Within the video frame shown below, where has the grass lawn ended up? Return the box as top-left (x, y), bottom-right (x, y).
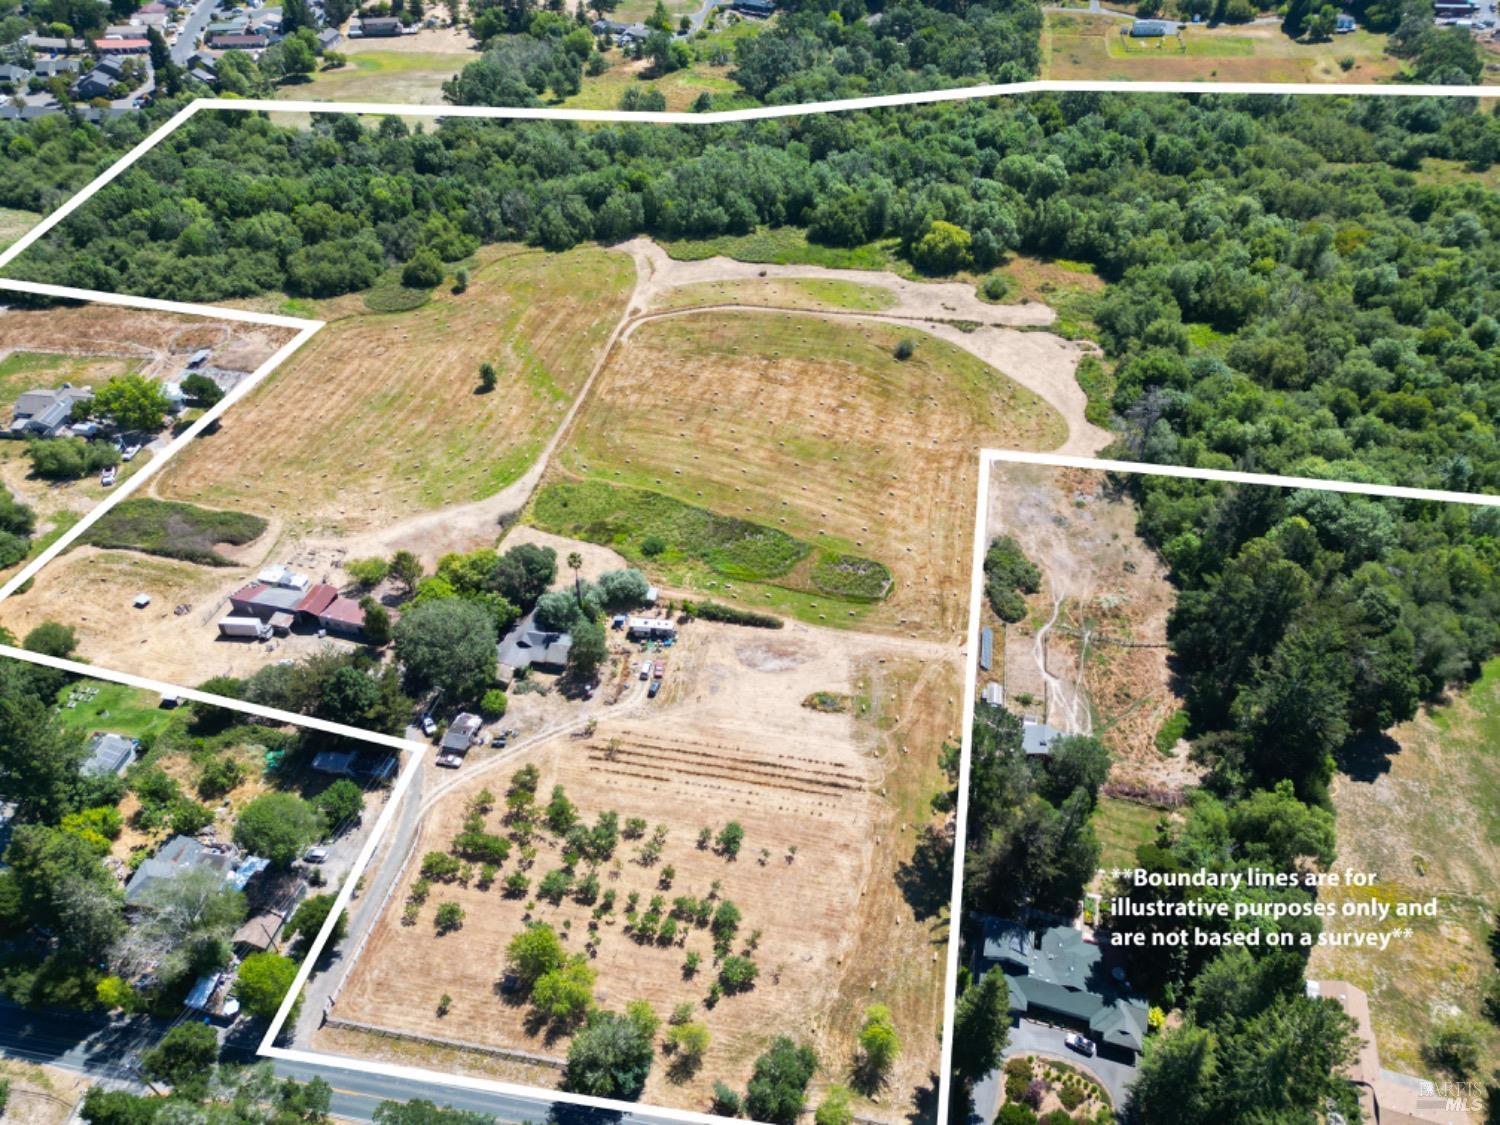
top-left (1042, 13), bottom-right (1399, 82)
top-left (82, 499), bottom-right (268, 566)
top-left (54, 680), bottom-right (179, 742)
top-left (0, 350), bottom-right (140, 407)
top-left (1091, 795), bottom-right (1163, 871)
top-left (1308, 657), bottom-right (1500, 1076)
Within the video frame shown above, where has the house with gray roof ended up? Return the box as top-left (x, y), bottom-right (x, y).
top-left (497, 610), bottom-right (572, 673)
top-left (9, 383), bottom-right (94, 437)
top-left (1021, 718), bottom-right (1064, 756)
top-left (977, 915), bottom-right (1150, 1055)
top-left (124, 835), bottom-right (238, 905)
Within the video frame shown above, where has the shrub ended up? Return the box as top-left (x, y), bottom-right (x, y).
top-left (402, 249), bottom-right (444, 288)
top-left (1058, 1084), bottom-right (1085, 1111)
top-left (346, 557), bottom-right (390, 587)
top-left (979, 274), bottom-right (1010, 302)
top-left (480, 688), bottom-right (509, 717)
top-left (711, 1082), bottom-right (742, 1117)
top-left (420, 851), bottom-right (463, 881)
top-left (893, 336), bottom-right (916, 360)
top-left (685, 601), bottom-right (783, 628)
top-left (434, 902), bottom-right (465, 933)
top-left (507, 923), bottom-right (564, 983)
top-left (719, 954), bottom-right (758, 993)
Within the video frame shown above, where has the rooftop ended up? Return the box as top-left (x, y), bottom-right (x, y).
top-left (82, 732), bottom-right (137, 777)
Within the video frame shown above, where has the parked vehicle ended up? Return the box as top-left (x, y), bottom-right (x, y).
top-left (1064, 1033), bottom-right (1096, 1057)
top-left (435, 753), bottom-right (463, 768)
top-left (640, 660), bottom-right (653, 681)
top-left (420, 715), bottom-right (437, 736)
top-left (653, 662), bottom-right (665, 680)
top-left (303, 847), bottom-right (329, 864)
top-left (648, 680), bottom-right (661, 698)
top-left (121, 443), bottom-right (142, 462)
top-left (100, 465), bottom-right (117, 486)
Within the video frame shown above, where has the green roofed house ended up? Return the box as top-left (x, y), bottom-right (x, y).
top-left (976, 915), bottom-right (1150, 1056)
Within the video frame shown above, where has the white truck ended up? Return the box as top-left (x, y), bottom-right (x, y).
top-left (219, 615), bottom-right (271, 640)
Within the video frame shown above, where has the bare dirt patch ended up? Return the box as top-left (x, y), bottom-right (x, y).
top-left (332, 619), bottom-right (955, 1121)
top-left (984, 461), bottom-right (1194, 790)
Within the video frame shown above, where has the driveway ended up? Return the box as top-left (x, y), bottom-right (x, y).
top-left (971, 1019), bottom-right (1138, 1122)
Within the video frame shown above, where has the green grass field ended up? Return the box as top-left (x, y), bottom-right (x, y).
top-left (531, 479), bottom-right (893, 610)
top-left (1092, 795), bottom-right (1165, 871)
top-left (83, 499), bottom-right (268, 566)
top-left (1042, 13), bottom-right (1399, 82)
top-left (659, 227), bottom-right (904, 272)
top-left (54, 680), bottom-right (179, 742)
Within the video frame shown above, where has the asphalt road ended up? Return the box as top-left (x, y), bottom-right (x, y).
top-left (172, 0), bottom-right (218, 65)
top-left (0, 999), bottom-right (168, 1085)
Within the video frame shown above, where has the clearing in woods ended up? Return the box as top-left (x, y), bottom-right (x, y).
top-left (329, 618), bottom-right (958, 1122)
top-left (155, 245), bottom-right (635, 536)
top-left (544, 310), bottom-right (1067, 639)
top-left (982, 460), bottom-right (1194, 795)
top-left (273, 27), bottom-right (481, 105)
top-left (1042, 13), bottom-right (1400, 83)
top-left (1307, 656), bottom-right (1500, 1078)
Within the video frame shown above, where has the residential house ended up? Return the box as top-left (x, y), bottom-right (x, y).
top-left (208, 32), bottom-right (268, 50)
top-left (95, 38), bottom-right (152, 55)
top-left (351, 16), bottom-right (403, 36)
top-left (317, 27), bottom-right (341, 49)
top-left (731, 0), bottom-right (775, 16)
top-left (24, 33), bottom-right (86, 55)
top-left (498, 611), bottom-right (573, 673)
top-left (1021, 718), bottom-right (1063, 756)
top-left (977, 916), bottom-right (1150, 1056)
top-left (124, 835), bottom-right (237, 905)
top-left (8, 383), bottom-right (93, 437)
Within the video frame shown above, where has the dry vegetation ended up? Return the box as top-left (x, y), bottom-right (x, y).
top-left (1308, 658), bottom-right (1500, 1076)
top-left (551, 310), bottom-right (1065, 639)
top-left (983, 461), bottom-right (1194, 792)
top-left (331, 620), bottom-right (957, 1120)
top-left (156, 245), bottom-right (635, 535)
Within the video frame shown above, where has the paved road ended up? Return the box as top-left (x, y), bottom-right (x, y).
top-left (0, 999), bottom-right (678, 1124)
top-left (172, 0), bottom-right (218, 65)
top-left (0, 999), bottom-right (168, 1085)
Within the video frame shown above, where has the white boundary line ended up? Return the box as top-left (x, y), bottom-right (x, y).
top-left (0, 79), bottom-right (1494, 1124)
top-left (940, 447), bottom-right (1500, 1118)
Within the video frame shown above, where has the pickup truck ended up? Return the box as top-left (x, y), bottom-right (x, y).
top-left (640, 660), bottom-right (653, 681)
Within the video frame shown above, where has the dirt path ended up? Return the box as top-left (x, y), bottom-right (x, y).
top-left (196, 239), bottom-right (1107, 577)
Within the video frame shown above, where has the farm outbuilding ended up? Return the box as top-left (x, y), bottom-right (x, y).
top-left (978, 626), bottom-right (993, 671)
top-left (1021, 718), bottom-right (1063, 756)
top-left (1128, 18), bottom-right (1176, 34)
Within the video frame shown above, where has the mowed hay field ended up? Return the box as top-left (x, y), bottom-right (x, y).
top-left (550, 311), bottom-right (1066, 639)
top-left (335, 621), bottom-right (957, 1120)
top-left (1043, 13), bottom-right (1399, 82)
top-left (157, 246), bottom-right (636, 534)
top-left (1308, 658), bottom-right (1500, 1077)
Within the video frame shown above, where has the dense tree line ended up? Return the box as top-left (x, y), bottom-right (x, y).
top-left (730, 0), bottom-right (1041, 105)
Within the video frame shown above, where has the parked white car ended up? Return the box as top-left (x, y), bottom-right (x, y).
top-left (100, 465), bottom-right (117, 487)
top-left (1064, 1032), bottom-right (1096, 1057)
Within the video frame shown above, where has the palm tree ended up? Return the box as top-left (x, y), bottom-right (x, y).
top-left (568, 551), bottom-right (583, 604)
